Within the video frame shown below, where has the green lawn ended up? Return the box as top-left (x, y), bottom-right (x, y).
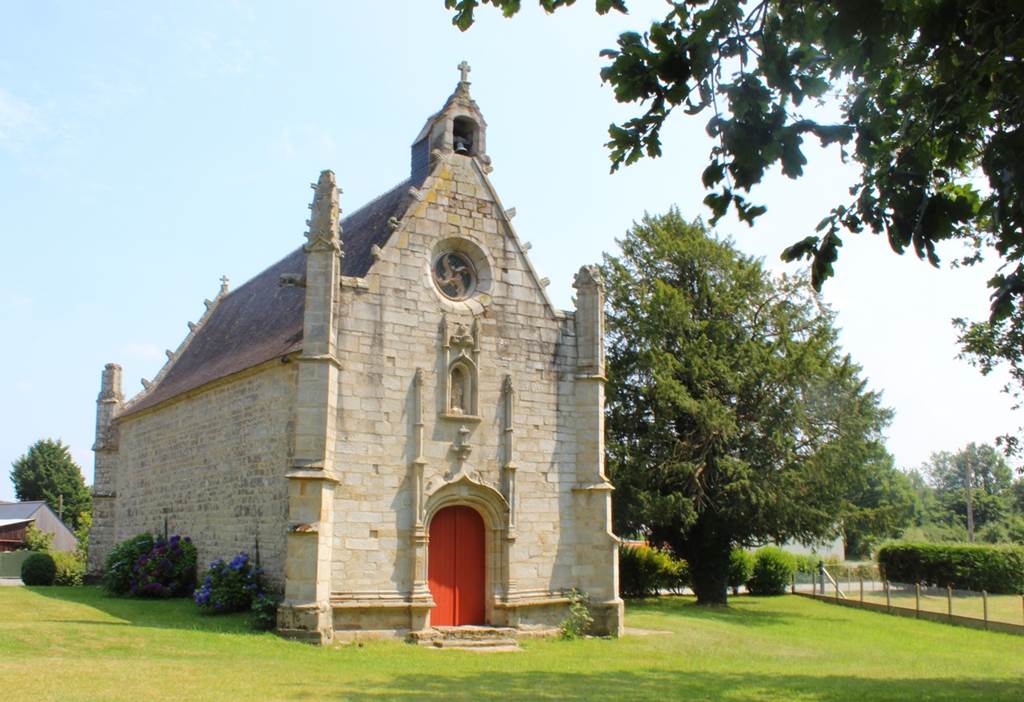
top-left (1, 587), bottom-right (1021, 701)
top-left (856, 586), bottom-right (1024, 625)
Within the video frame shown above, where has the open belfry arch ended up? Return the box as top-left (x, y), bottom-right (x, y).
top-left (89, 64), bottom-right (623, 643)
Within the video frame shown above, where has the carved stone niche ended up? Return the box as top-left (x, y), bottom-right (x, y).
top-left (440, 315), bottom-right (481, 422)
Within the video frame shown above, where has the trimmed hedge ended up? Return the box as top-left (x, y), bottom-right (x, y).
top-left (748, 547), bottom-right (796, 596)
top-left (21, 552), bottom-right (56, 586)
top-left (877, 543), bottom-right (1024, 594)
top-left (619, 545), bottom-right (689, 597)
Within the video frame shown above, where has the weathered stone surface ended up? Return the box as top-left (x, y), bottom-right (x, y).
top-left (91, 70), bottom-right (621, 643)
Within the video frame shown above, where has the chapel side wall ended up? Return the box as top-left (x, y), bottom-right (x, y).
top-left (112, 363), bottom-right (297, 588)
top-left (328, 156), bottom-right (582, 607)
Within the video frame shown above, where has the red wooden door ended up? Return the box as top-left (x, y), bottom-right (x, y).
top-left (428, 505), bottom-right (486, 626)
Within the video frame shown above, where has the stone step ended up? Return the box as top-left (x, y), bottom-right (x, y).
top-left (430, 638), bottom-right (519, 651)
top-left (406, 625), bottom-right (558, 647)
top-left (432, 625), bottom-right (518, 641)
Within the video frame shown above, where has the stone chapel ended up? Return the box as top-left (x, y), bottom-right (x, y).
top-left (88, 66), bottom-right (622, 643)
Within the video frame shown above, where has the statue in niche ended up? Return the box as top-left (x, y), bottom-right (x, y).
top-left (450, 365), bottom-right (468, 414)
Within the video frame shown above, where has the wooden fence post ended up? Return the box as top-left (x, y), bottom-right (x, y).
top-left (915, 583), bottom-right (920, 618)
top-left (885, 581), bottom-right (891, 612)
top-left (791, 573), bottom-right (796, 595)
top-left (859, 578), bottom-right (864, 603)
top-left (983, 591), bottom-right (989, 629)
top-left (947, 585), bottom-right (952, 620)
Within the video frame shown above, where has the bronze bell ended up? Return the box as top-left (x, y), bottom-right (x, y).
top-left (454, 135), bottom-right (471, 154)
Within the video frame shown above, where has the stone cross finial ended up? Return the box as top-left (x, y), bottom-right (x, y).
top-left (220, 275), bottom-right (230, 294)
top-left (458, 61), bottom-right (471, 83)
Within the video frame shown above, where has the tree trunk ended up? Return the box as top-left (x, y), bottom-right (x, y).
top-left (688, 541), bottom-right (731, 605)
top-left (681, 515), bottom-right (731, 605)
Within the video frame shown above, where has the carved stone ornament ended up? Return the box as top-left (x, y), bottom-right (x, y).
top-left (573, 264), bottom-right (604, 291)
top-left (433, 252), bottom-right (476, 300)
top-left (305, 170), bottom-right (341, 254)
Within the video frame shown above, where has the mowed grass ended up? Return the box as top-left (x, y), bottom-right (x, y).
top-left (1, 587), bottom-right (1022, 701)
top-left (857, 587), bottom-right (1024, 625)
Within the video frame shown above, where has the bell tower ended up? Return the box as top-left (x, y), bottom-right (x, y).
top-left (410, 61), bottom-right (490, 183)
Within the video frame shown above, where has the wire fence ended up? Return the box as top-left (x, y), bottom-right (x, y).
top-left (793, 565), bottom-right (1024, 631)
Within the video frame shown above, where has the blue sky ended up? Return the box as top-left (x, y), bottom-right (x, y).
top-left (0, 1), bottom-right (1017, 500)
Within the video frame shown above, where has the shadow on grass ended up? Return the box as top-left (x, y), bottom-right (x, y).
top-left (26, 585), bottom-right (255, 634)
top-left (272, 669), bottom-right (1024, 702)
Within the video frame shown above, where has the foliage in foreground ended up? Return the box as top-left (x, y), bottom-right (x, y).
top-left (605, 212), bottom-right (890, 604)
top-left (877, 542), bottom-right (1024, 594)
top-left (446, 2), bottom-right (1024, 453)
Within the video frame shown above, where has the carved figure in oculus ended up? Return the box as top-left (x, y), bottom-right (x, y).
top-left (434, 252), bottom-right (474, 300)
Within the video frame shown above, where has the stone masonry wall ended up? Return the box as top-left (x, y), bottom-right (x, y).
top-left (113, 362), bottom-right (297, 588)
top-left (329, 154), bottom-right (591, 611)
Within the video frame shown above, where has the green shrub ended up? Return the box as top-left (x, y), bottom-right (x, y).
top-left (194, 552), bottom-right (261, 612)
top-left (131, 535), bottom-right (197, 597)
top-left (251, 592), bottom-right (280, 631)
top-left (104, 533), bottom-right (156, 595)
top-left (53, 551), bottom-right (85, 586)
top-left (21, 552), bottom-right (56, 585)
top-left (619, 545), bottom-right (688, 597)
top-left (791, 553), bottom-right (819, 575)
top-left (748, 547), bottom-right (796, 596)
top-left (664, 556), bottom-right (691, 594)
top-left (22, 524), bottom-right (54, 552)
top-left (559, 588), bottom-right (594, 639)
top-left (877, 543), bottom-right (1024, 594)
top-left (728, 549), bottom-right (754, 594)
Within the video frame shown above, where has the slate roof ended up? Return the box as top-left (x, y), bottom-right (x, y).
top-left (0, 501), bottom-right (46, 520)
top-left (122, 179), bottom-right (413, 416)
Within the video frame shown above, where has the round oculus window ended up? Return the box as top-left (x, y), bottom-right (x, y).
top-left (433, 251), bottom-right (476, 300)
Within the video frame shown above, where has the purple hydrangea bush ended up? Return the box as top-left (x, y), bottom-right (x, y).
top-left (194, 552), bottom-right (263, 613)
top-left (129, 535), bottom-right (198, 598)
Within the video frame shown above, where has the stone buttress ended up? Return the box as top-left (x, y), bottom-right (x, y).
top-left (88, 363), bottom-right (122, 576)
top-left (276, 171), bottom-right (343, 644)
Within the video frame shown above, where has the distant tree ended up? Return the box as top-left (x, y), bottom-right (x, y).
top-left (10, 439), bottom-right (91, 529)
top-left (604, 211), bottom-right (890, 604)
top-left (923, 443), bottom-right (1014, 534)
top-left (839, 447), bottom-right (916, 559)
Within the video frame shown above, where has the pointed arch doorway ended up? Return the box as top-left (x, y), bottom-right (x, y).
top-left (428, 505), bottom-right (486, 626)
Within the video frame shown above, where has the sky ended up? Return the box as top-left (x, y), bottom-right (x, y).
top-left (0, 1), bottom-right (1018, 501)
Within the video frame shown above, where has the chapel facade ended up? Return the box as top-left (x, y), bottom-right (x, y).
top-left (88, 67), bottom-right (622, 643)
